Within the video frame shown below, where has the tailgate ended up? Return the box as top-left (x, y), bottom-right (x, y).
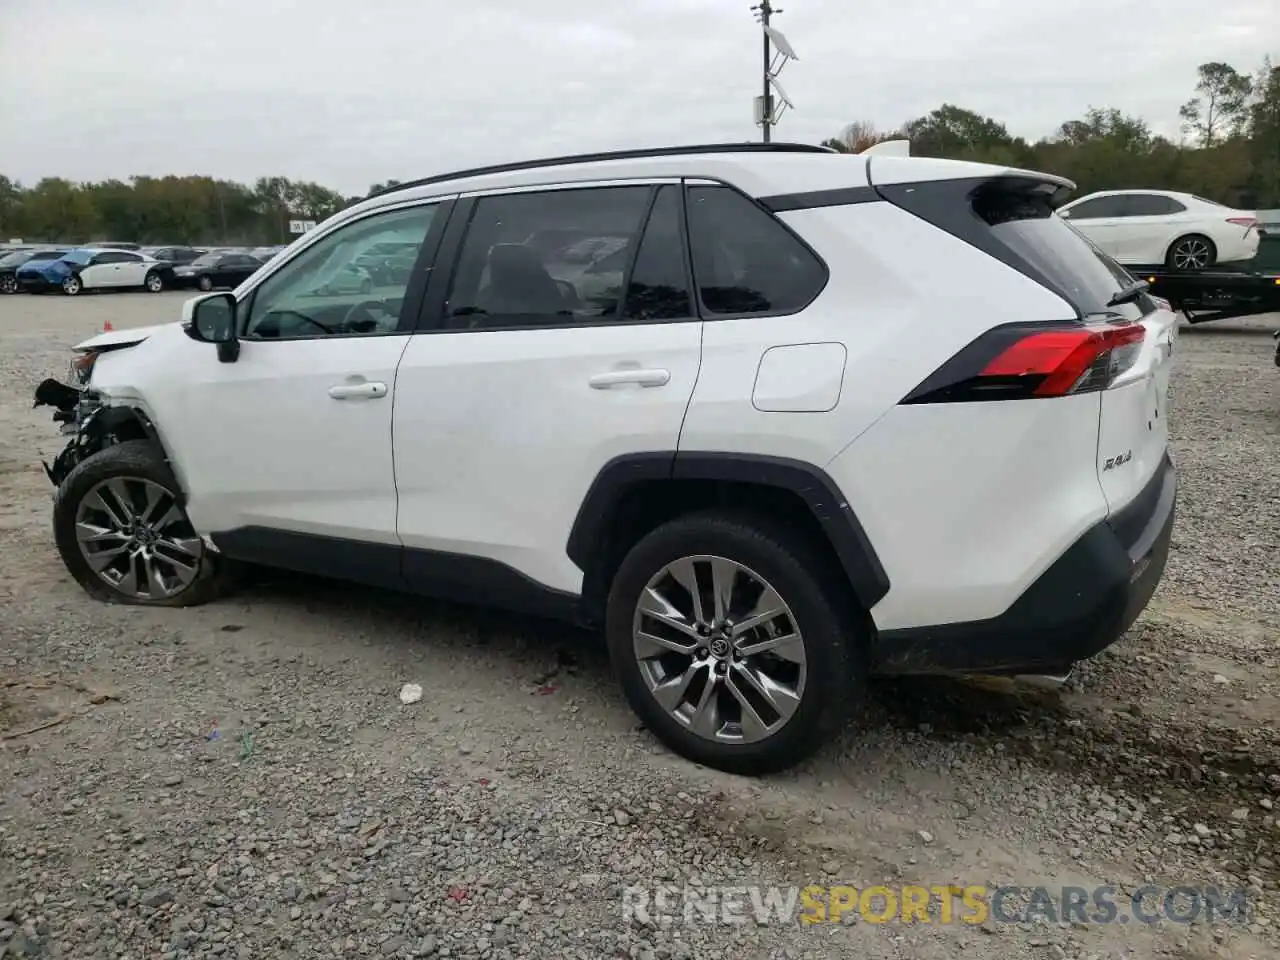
top-left (1096, 306), bottom-right (1176, 512)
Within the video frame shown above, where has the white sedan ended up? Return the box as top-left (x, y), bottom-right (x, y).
top-left (1056, 190), bottom-right (1259, 271)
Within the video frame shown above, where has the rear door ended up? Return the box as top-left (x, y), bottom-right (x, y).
top-left (392, 181), bottom-right (702, 597)
top-left (1118, 193), bottom-right (1186, 265)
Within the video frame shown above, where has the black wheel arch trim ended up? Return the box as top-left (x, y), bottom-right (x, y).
top-left (566, 451), bottom-right (890, 613)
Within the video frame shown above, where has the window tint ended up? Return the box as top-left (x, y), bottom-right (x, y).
top-left (685, 185), bottom-right (826, 315)
top-left (244, 202), bottom-right (437, 340)
top-left (444, 186), bottom-right (651, 329)
top-left (1063, 196), bottom-right (1127, 219)
top-left (621, 185), bottom-right (692, 321)
top-left (92, 252), bottom-right (125, 265)
top-left (1127, 194), bottom-right (1183, 216)
top-left (989, 210), bottom-right (1152, 319)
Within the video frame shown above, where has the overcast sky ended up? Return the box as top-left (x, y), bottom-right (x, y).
top-left (0, 0), bottom-right (1273, 195)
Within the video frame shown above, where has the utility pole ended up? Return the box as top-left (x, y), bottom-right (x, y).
top-left (753, 1), bottom-right (777, 143)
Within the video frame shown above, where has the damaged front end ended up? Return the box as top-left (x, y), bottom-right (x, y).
top-left (32, 376), bottom-right (110, 487)
top-left (33, 345), bottom-right (151, 488)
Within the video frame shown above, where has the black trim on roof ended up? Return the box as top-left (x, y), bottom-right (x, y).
top-left (367, 142), bottom-right (838, 200)
top-left (758, 185), bottom-right (880, 212)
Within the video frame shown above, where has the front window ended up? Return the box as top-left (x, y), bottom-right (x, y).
top-left (242, 202), bottom-right (438, 339)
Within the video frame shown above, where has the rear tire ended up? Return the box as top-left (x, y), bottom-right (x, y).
top-left (197, 275), bottom-right (214, 292)
top-left (1165, 234), bottom-right (1216, 272)
top-left (53, 440), bottom-right (230, 607)
top-left (0, 274), bottom-right (16, 294)
top-left (144, 271), bottom-right (164, 293)
top-left (604, 510), bottom-right (863, 775)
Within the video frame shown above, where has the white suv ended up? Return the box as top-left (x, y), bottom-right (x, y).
top-left (33, 143), bottom-right (1177, 775)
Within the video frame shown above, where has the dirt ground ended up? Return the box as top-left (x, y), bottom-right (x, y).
top-left (0, 291), bottom-right (1278, 960)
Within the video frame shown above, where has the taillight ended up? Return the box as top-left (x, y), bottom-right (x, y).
top-left (1227, 216), bottom-right (1257, 231)
top-left (902, 321), bottom-right (1147, 404)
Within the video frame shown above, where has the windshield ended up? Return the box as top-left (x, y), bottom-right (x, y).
top-left (61, 250), bottom-right (93, 265)
top-left (0, 251), bottom-right (31, 267)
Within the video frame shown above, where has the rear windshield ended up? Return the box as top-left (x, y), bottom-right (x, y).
top-left (979, 189), bottom-right (1152, 318)
top-left (61, 250), bottom-right (93, 265)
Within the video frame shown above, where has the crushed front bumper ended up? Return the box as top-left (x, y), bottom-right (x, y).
top-left (32, 378), bottom-right (104, 487)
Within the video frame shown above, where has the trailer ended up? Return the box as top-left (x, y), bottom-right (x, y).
top-left (1136, 267), bottom-right (1280, 366)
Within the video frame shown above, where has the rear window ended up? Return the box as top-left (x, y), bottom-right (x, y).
top-left (978, 189), bottom-right (1152, 318)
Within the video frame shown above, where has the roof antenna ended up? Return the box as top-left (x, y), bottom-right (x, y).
top-left (750, 2), bottom-right (799, 143)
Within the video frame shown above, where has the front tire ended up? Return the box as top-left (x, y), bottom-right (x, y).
top-left (0, 274), bottom-right (16, 294)
top-left (605, 511), bottom-right (862, 775)
top-left (144, 271), bottom-right (164, 293)
top-left (197, 275), bottom-right (214, 292)
top-left (53, 440), bottom-right (229, 607)
top-left (359, 277), bottom-right (373, 294)
top-left (61, 275), bottom-right (83, 296)
top-left (1166, 234), bottom-right (1216, 272)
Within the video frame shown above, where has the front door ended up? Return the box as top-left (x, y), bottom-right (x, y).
top-left (392, 182), bottom-right (702, 597)
top-left (162, 198), bottom-right (452, 580)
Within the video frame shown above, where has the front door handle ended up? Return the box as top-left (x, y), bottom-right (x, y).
top-left (328, 380), bottom-right (387, 400)
top-left (588, 368), bottom-right (671, 389)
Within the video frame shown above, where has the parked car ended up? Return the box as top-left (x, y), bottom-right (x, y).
top-left (1056, 189), bottom-right (1259, 271)
top-left (306, 260), bottom-right (373, 296)
top-left (250, 245), bottom-right (287, 261)
top-left (0, 248), bottom-right (69, 293)
top-left (142, 246), bottom-right (205, 266)
top-left (32, 142), bottom-right (1176, 775)
top-left (354, 241), bottom-right (419, 286)
top-left (170, 252), bottom-right (265, 291)
top-left (16, 247), bottom-right (170, 295)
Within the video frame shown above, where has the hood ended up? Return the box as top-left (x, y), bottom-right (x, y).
top-left (74, 321), bottom-right (176, 352)
top-left (17, 258), bottom-right (71, 278)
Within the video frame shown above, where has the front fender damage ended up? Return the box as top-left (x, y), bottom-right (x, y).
top-left (32, 380), bottom-right (153, 488)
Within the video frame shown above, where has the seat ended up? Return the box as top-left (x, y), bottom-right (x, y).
top-left (475, 243), bottom-right (567, 318)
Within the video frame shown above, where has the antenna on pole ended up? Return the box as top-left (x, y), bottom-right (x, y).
top-left (751, 2), bottom-right (798, 143)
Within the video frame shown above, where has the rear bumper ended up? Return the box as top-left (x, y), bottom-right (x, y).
top-left (873, 452), bottom-right (1176, 676)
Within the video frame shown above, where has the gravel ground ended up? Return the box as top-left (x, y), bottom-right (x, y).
top-left (0, 292), bottom-right (1278, 960)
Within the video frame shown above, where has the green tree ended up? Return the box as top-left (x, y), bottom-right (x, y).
top-left (1246, 58), bottom-right (1280, 205)
top-left (1179, 62), bottom-right (1254, 146)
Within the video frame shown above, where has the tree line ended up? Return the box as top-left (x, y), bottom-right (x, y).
top-left (1, 58), bottom-right (1276, 247)
top-left (822, 59), bottom-right (1280, 209)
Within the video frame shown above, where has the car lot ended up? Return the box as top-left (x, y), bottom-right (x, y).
top-left (1, 292), bottom-right (1278, 959)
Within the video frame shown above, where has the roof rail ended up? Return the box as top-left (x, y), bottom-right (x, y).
top-left (369, 141), bottom-right (838, 199)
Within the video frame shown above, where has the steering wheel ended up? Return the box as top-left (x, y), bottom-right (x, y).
top-left (342, 299), bottom-right (390, 333)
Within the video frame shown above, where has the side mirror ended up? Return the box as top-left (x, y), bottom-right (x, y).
top-left (1056, 208), bottom-right (1071, 219)
top-left (184, 292), bottom-right (240, 362)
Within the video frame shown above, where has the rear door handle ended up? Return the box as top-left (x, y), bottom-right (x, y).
top-left (328, 381), bottom-right (387, 400)
top-left (588, 368), bottom-right (671, 389)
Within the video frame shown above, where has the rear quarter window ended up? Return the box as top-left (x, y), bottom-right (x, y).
top-left (685, 184), bottom-right (827, 316)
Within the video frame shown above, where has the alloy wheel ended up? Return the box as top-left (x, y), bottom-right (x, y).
top-left (0, 275), bottom-right (15, 294)
top-left (1172, 238), bottom-right (1211, 271)
top-left (62, 276), bottom-right (81, 295)
top-left (631, 555), bottom-right (806, 744)
top-left (146, 273), bottom-right (163, 292)
top-left (74, 477), bottom-right (204, 601)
